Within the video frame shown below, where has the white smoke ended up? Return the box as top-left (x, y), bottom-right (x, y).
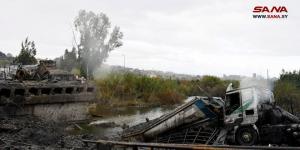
top-left (93, 64), bottom-right (112, 79)
top-left (239, 75), bottom-right (275, 106)
top-left (239, 76), bottom-right (273, 91)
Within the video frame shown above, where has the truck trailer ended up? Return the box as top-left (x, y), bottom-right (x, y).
top-left (122, 85), bottom-right (300, 146)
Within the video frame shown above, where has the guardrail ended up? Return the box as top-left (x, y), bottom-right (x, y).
top-left (82, 139), bottom-right (300, 150)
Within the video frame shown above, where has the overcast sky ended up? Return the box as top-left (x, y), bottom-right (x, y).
top-left (0, 0), bottom-right (299, 77)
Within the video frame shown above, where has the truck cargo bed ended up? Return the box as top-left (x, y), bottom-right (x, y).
top-left (122, 96), bottom-right (222, 141)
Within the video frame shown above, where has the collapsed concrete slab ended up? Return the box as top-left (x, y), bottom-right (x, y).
top-left (0, 80), bottom-right (96, 122)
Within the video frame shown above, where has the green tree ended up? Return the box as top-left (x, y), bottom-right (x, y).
top-left (274, 70), bottom-right (300, 113)
top-left (274, 81), bottom-right (300, 113)
top-left (74, 10), bottom-right (123, 78)
top-left (199, 76), bottom-right (227, 97)
top-left (14, 37), bottom-right (37, 65)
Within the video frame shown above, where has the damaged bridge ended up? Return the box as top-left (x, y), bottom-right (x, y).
top-left (0, 80), bottom-right (96, 121)
top-left (0, 61), bottom-right (97, 121)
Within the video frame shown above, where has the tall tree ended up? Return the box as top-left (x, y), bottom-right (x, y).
top-left (14, 37), bottom-right (37, 65)
top-left (74, 10), bottom-right (123, 78)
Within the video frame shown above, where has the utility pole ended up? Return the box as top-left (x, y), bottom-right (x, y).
top-left (86, 61), bottom-right (89, 80)
top-left (122, 54), bottom-right (126, 71)
top-left (121, 54), bottom-right (126, 102)
top-left (267, 69), bottom-right (269, 80)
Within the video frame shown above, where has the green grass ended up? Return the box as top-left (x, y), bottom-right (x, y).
top-left (92, 72), bottom-right (238, 108)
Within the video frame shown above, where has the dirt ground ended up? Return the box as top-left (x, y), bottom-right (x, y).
top-left (0, 115), bottom-right (99, 149)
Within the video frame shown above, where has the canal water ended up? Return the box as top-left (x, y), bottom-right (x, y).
top-left (74, 106), bottom-right (174, 139)
top-left (73, 97), bottom-right (195, 139)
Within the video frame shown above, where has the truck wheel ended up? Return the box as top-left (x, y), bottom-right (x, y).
top-left (235, 126), bottom-right (258, 146)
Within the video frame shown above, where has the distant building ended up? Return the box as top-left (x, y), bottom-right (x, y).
top-left (223, 74), bottom-right (244, 80)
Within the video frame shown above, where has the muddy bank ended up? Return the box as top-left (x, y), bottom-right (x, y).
top-left (0, 105), bottom-right (176, 149)
top-left (0, 115), bottom-right (98, 149)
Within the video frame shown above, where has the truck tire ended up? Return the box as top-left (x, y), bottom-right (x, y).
top-left (235, 126), bottom-right (258, 146)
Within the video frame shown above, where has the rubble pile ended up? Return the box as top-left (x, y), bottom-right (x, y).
top-left (0, 115), bottom-right (96, 149)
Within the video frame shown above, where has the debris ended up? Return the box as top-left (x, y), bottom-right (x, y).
top-left (0, 115), bottom-right (96, 149)
top-left (89, 120), bottom-right (120, 128)
top-left (122, 86), bottom-right (300, 146)
top-left (0, 123), bottom-right (18, 131)
top-left (0, 60), bottom-right (96, 122)
top-left (73, 123), bottom-right (83, 130)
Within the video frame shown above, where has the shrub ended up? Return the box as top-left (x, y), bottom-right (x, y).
top-left (94, 72), bottom-right (236, 106)
top-left (273, 70), bottom-right (300, 113)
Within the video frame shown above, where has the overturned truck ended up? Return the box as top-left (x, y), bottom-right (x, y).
top-left (122, 86), bottom-right (300, 146)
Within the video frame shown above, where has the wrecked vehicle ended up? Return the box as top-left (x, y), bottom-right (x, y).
top-left (122, 85), bottom-right (300, 146)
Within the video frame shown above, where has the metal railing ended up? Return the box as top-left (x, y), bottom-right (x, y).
top-left (82, 139), bottom-right (300, 150)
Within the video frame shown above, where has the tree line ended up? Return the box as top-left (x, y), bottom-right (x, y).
top-left (274, 70), bottom-right (300, 114)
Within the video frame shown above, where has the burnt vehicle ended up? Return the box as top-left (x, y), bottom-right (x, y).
top-left (0, 60), bottom-right (96, 121)
top-left (122, 85), bottom-right (300, 146)
top-left (223, 85), bottom-right (300, 145)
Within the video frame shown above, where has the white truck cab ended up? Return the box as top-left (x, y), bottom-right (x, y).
top-left (223, 85), bottom-right (275, 145)
top-left (224, 86), bottom-right (274, 126)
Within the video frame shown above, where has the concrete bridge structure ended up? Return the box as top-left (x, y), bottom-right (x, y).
top-left (0, 80), bottom-right (96, 121)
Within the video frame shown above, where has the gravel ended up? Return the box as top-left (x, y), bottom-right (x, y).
top-left (0, 115), bottom-right (97, 149)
